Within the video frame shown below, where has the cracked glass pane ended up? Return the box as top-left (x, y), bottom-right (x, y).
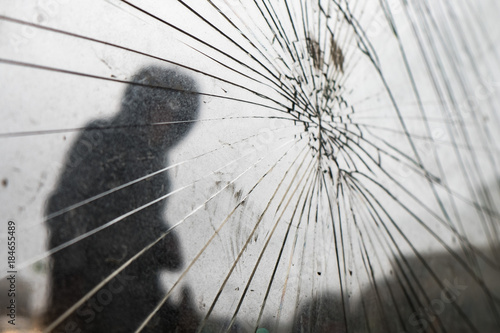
top-left (0, 0), bottom-right (499, 332)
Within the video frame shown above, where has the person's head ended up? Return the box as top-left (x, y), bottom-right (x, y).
top-left (117, 66), bottom-right (200, 148)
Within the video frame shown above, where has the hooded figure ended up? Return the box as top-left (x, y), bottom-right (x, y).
top-left (44, 66), bottom-right (200, 332)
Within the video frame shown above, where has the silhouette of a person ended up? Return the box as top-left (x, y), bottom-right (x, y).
top-left (44, 66), bottom-right (200, 332)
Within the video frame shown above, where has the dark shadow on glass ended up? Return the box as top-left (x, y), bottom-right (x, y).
top-left (289, 246), bottom-right (500, 333)
top-left (43, 66), bottom-right (200, 332)
top-left (291, 291), bottom-right (346, 333)
top-left (352, 246), bottom-right (500, 333)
